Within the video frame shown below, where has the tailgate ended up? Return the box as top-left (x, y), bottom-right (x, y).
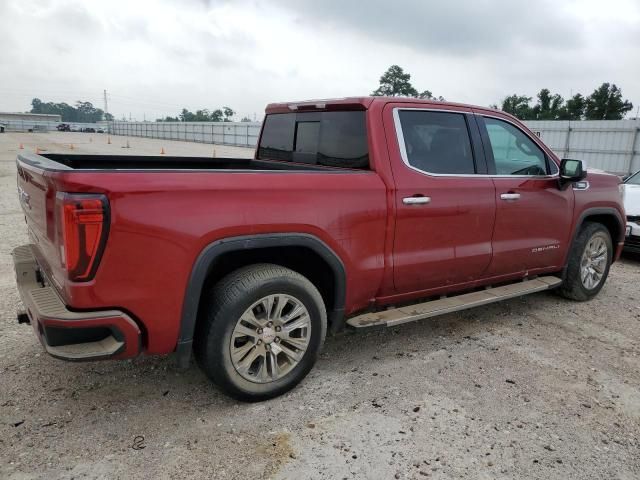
top-left (16, 153), bottom-right (110, 295)
top-left (16, 157), bottom-right (60, 282)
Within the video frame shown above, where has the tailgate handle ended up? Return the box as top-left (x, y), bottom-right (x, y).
top-left (403, 196), bottom-right (431, 205)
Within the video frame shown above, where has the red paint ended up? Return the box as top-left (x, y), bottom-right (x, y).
top-left (16, 97), bottom-right (626, 359)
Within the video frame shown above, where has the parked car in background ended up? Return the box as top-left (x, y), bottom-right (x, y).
top-left (12, 97), bottom-right (626, 401)
top-left (0, 122), bottom-right (6, 133)
top-left (623, 170), bottom-right (640, 253)
top-left (56, 124), bottom-right (71, 132)
top-left (82, 127), bottom-right (96, 133)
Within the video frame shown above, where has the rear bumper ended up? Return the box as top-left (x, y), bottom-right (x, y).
top-left (12, 244), bottom-right (141, 361)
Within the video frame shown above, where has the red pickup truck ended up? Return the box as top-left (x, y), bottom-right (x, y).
top-left (13, 97), bottom-right (625, 401)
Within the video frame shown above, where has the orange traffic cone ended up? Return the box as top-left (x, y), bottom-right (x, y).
top-left (19, 143), bottom-right (24, 149)
top-left (70, 144), bottom-right (74, 150)
top-left (160, 147), bottom-right (165, 155)
top-left (107, 136), bottom-right (112, 144)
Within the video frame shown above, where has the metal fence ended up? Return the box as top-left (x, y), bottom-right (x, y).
top-left (5, 116), bottom-right (638, 175)
top-left (524, 119), bottom-right (640, 176)
top-left (1, 119), bottom-right (107, 132)
top-left (110, 121), bottom-right (261, 148)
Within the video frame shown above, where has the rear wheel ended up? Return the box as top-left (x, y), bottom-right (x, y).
top-left (194, 264), bottom-right (327, 401)
top-left (558, 222), bottom-right (612, 301)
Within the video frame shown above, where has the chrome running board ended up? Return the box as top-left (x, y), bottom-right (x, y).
top-left (346, 276), bottom-right (563, 329)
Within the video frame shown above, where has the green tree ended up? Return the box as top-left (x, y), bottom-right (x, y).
top-left (584, 83), bottom-right (633, 120)
top-left (372, 65), bottom-right (444, 100)
top-left (563, 94), bottom-right (585, 120)
top-left (179, 108), bottom-right (195, 122)
top-left (162, 106), bottom-right (237, 122)
top-left (500, 94), bottom-right (533, 120)
top-left (372, 65), bottom-right (419, 97)
top-left (531, 89), bottom-right (565, 120)
top-left (222, 107), bottom-right (235, 122)
top-left (240, 116), bottom-right (252, 122)
top-left (210, 109), bottom-right (224, 122)
top-left (30, 98), bottom-right (107, 122)
top-left (418, 90), bottom-right (446, 101)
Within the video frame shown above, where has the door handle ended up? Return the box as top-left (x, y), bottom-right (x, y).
top-left (403, 196), bottom-right (431, 205)
top-left (500, 193), bottom-right (521, 201)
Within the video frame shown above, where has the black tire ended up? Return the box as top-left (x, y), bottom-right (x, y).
top-left (194, 264), bottom-right (327, 402)
top-left (558, 222), bottom-right (612, 301)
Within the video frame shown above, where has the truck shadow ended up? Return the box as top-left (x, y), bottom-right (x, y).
top-left (18, 291), bottom-right (557, 412)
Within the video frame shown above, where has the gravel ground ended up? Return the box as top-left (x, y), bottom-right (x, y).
top-left (1, 132), bottom-right (639, 480)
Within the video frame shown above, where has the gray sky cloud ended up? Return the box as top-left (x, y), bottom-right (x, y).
top-left (0, 0), bottom-right (638, 121)
top-left (279, 0), bottom-right (585, 55)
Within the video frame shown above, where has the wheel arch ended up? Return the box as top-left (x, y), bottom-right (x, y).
top-left (175, 233), bottom-right (347, 367)
top-left (564, 207), bottom-right (624, 278)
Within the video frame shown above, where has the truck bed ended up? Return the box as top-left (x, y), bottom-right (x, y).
top-left (19, 153), bottom-right (337, 172)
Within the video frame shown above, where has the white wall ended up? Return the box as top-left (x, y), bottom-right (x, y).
top-left (109, 119), bottom-right (640, 175)
top-left (525, 119), bottom-right (640, 175)
top-left (110, 121), bottom-right (261, 148)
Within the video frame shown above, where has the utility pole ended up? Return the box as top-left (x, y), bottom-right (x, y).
top-left (103, 89), bottom-right (109, 118)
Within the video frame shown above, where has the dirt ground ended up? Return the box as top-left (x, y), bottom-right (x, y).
top-left (1, 132), bottom-right (639, 480)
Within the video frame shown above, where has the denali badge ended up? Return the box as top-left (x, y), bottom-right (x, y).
top-left (531, 244), bottom-right (560, 253)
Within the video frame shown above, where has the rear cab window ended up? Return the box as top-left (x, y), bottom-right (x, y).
top-left (258, 111), bottom-right (369, 169)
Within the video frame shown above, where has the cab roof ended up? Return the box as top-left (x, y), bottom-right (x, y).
top-left (264, 96), bottom-right (503, 117)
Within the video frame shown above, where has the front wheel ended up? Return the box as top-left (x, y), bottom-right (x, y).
top-left (558, 222), bottom-right (612, 301)
top-left (194, 264), bottom-right (327, 401)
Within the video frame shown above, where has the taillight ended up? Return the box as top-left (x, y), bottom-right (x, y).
top-left (56, 193), bottom-right (109, 281)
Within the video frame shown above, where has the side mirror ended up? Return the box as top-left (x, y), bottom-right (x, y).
top-left (560, 159), bottom-right (587, 183)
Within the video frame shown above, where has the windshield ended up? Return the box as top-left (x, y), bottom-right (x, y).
top-left (625, 171), bottom-right (640, 185)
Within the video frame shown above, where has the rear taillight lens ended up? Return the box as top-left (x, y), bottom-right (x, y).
top-left (56, 193), bottom-right (109, 281)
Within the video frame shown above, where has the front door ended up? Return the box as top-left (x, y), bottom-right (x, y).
top-left (387, 104), bottom-right (496, 295)
top-left (476, 113), bottom-right (574, 276)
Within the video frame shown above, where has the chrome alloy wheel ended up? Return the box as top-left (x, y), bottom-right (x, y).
top-left (230, 294), bottom-right (312, 383)
top-left (580, 234), bottom-right (608, 290)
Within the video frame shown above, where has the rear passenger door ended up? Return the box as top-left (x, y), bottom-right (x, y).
top-left (476, 113), bottom-right (574, 276)
top-left (386, 105), bottom-right (496, 295)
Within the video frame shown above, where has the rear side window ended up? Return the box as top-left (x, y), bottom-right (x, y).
top-left (258, 111), bottom-right (369, 169)
top-left (397, 110), bottom-right (475, 174)
top-left (483, 117), bottom-right (548, 176)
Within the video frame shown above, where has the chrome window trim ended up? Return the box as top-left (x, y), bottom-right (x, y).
top-left (392, 107), bottom-right (560, 179)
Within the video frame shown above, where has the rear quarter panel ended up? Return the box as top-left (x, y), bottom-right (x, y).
top-left (47, 170), bottom-right (388, 354)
